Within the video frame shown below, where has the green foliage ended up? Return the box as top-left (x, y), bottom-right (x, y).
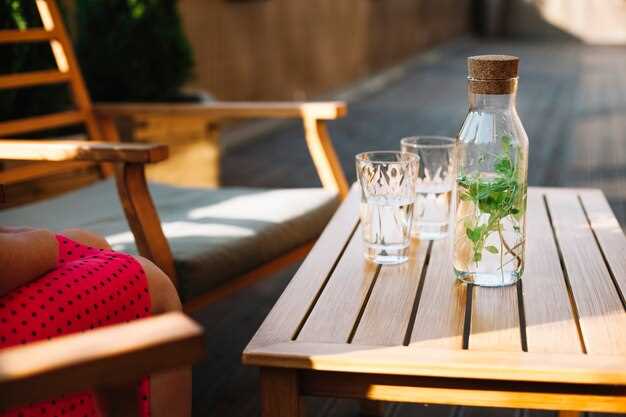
top-left (457, 135), bottom-right (526, 266)
top-left (0, 0), bottom-right (71, 122)
top-left (0, 0), bottom-right (193, 122)
top-left (75, 0), bottom-right (194, 101)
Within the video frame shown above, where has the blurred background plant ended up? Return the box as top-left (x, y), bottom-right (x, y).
top-left (0, 0), bottom-right (70, 122)
top-left (0, 0), bottom-right (194, 123)
top-left (75, 0), bottom-right (194, 102)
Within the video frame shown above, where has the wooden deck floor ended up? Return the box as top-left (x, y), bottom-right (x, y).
top-left (192, 38), bottom-right (626, 417)
top-left (221, 38), bottom-right (626, 225)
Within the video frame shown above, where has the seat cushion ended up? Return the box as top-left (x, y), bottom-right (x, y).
top-left (0, 180), bottom-right (339, 302)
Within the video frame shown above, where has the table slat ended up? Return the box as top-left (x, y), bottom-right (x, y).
top-left (546, 191), bottom-right (626, 355)
top-left (352, 240), bottom-right (430, 346)
top-left (297, 224), bottom-right (378, 343)
top-left (246, 184), bottom-right (360, 349)
top-left (523, 189), bottom-right (582, 353)
top-left (469, 285), bottom-right (521, 351)
top-left (579, 190), bottom-right (626, 303)
top-left (409, 239), bottom-right (467, 349)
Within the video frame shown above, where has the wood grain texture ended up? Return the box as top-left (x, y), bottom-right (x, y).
top-left (557, 411), bottom-right (581, 417)
top-left (523, 189), bottom-right (581, 353)
top-left (0, 111), bottom-right (84, 136)
top-left (546, 191), bottom-right (626, 355)
top-left (95, 114), bottom-right (121, 177)
top-left (300, 371), bottom-right (626, 413)
top-left (142, 121), bottom-right (220, 187)
top-left (352, 240), bottom-right (429, 346)
top-left (0, 28), bottom-right (53, 43)
top-left (129, 115), bottom-right (221, 187)
top-left (0, 160), bottom-right (93, 186)
top-left (177, 0), bottom-right (469, 102)
top-left (297, 224), bottom-right (378, 343)
top-left (0, 140), bottom-right (168, 164)
top-left (469, 285), bottom-right (521, 351)
top-left (409, 239), bottom-right (466, 349)
top-left (260, 368), bottom-right (300, 417)
top-left (244, 341), bottom-right (626, 385)
top-left (103, 103), bottom-right (349, 193)
top-left (114, 163), bottom-right (177, 283)
top-left (245, 186), bottom-right (626, 416)
top-left (0, 69), bottom-right (70, 89)
top-left (94, 101), bottom-right (348, 121)
top-left (0, 312), bottom-right (205, 410)
top-left (245, 184), bottom-right (360, 349)
top-left (579, 190), bottom-right (626, 305)
top-left (303, 118), bottom-right (349, 197)
top-left (36, 0), bottom-right (104, 143)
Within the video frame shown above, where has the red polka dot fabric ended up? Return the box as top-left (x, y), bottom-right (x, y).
top-left (0, 234), bottom-right (151, 417)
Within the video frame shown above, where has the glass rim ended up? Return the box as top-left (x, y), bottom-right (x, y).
top-left (400, 136), bottom-right (456, 149)
top-left (355, 150), bottom-right (418, 163)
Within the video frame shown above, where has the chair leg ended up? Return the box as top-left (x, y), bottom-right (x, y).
top-left (115, 163), bottom-right (177, 284)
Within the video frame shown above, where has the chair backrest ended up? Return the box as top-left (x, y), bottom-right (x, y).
top-left (0, 0), bottom-right (106, 206)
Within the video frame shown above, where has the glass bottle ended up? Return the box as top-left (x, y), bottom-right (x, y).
top-left (453, 55), bottom-right (528, 287)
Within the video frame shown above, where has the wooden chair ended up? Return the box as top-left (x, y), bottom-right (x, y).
top-left (0, 0), bottom-right (349, 311)
top-left (0, 312), bottom-right (205, 417)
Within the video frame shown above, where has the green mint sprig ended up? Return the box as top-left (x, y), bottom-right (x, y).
top-left (457, 135), bottom-right (526, 266)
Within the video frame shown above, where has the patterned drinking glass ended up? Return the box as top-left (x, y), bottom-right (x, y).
top-left (355, 151), bottom-right (418, 264)
top-left (401, 136), bottom-right (456, 240)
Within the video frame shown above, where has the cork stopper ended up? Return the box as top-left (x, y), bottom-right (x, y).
top-left (468, 55), bottom-right (519, 80)
top-left (467, 55), bottom-right (519, 94)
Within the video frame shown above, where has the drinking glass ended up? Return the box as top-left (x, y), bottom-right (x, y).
top-left (401, 136), bottom-right (456, 240)
top-left (355, 151), bottom-right (418, 264)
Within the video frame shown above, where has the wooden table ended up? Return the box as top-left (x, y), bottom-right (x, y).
top-left (243, 185), bottom-right (626, 416)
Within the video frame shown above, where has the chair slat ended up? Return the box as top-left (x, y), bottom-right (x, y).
top-left (0, 70), bottom-right (70, 89)
top-left (0, 29), bottom-right (54, 44)
top-left (0, 111), bottom-right (84, 136)
top-left (0, 161), bottom-right (93, 186)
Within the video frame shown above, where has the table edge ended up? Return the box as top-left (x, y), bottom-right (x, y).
top-left (243, 341), bottom-right (626, 385)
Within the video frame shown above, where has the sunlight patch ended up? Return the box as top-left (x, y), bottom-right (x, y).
top-left (106, 221), bottom-right (255, 249)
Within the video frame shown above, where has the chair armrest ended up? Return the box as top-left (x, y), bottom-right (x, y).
top-left (0, 312), bottom-right (205, 410)
top-left (95, 100), bottom-right (350, 198)
top-left (94, 101), bottom-right (347, 121)
top-left (0, 140), bottom-right (168, 163)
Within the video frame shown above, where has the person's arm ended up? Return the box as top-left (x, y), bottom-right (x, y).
top-left (0, 229), bottom-right (58, 296)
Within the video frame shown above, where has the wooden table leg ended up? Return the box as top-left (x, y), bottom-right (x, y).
top-left (359, 399), bottom-right (385, 417)
top-left (260, 367), bottom-right (300, 417)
